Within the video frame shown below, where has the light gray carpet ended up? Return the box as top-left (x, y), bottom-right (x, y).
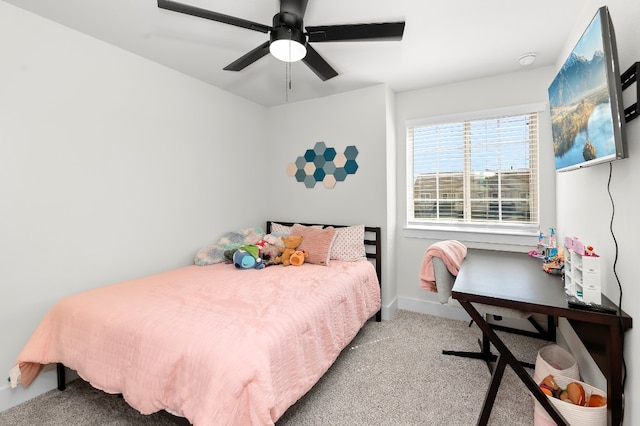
top-left (0, 310), bottom-right (548, 425)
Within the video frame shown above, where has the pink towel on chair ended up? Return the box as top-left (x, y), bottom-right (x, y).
top-left (419, 240), bottom-right (467, 292)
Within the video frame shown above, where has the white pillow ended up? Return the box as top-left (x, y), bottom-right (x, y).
top-left (330, 225), bottom-right (367, 261)
top-left (270, 222), bottom-right (292, 235)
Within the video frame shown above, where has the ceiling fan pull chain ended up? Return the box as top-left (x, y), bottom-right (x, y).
top-left (286, 29), bottom-right (293, 102)
top-left (285, 61), bottom-right (289, 102)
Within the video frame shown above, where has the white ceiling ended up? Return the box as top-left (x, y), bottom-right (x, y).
top-left (5, 0), bottom-right (591, 107)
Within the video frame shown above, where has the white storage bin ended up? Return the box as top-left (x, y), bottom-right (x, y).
top-left (533, 344), bottom-right (580, 384)
top-left (533, 375), bottom-right (606, 426)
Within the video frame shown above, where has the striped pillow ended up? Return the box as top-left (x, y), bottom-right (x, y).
top-left (291, 224), bottom-right (337, 266)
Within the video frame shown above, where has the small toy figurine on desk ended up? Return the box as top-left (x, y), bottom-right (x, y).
top-left (543, 260), bottom-right (563, 275)
top-left (542, 248), bottom-right (564, 275)
top-left (585, 245), bottom-right (595, 256)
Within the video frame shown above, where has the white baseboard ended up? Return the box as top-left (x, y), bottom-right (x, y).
top-left (0, 365), bottom-right (77, 412)
top-left (381, 296), bottom-right (398, 321)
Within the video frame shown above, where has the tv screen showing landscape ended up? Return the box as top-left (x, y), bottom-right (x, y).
top-left (548, 6), bottom-right (627, 172)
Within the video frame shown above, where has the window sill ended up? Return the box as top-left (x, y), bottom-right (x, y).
top-left (403, 223), bottom-right (539, 247)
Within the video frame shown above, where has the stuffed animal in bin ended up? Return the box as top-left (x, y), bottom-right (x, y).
top-left (233, 245), bottom-right (265, 270)
top-left (274, 235), bottom-right (304, 266)
top-left (289, 250), bottom-right (308, 266)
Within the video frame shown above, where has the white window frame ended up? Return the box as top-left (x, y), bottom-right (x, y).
top-left (405, 103), bottom-right (545, 245)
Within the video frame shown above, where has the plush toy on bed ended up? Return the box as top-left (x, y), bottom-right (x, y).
top-left (274, 235), bottom-right (304, 266)
top-left (233, 245), bottom-right (265, 270)
top-left (289, 250), bottom-right (308, 266)
top-left (260, 244), bottom-right (281, 266)
top-left (255, 236), bottom-right (284, 266)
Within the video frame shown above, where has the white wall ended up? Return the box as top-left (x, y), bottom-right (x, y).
top-left (3, 0), bottom-right (638, 422)
top-left (0, 2), bottom-right (268, 409)
top-left (393, 66), bottom-right (558, 314)
top-left (265, 85), bottom-right (394, 312)
top-left (554, 1), bottom-right (639, 425)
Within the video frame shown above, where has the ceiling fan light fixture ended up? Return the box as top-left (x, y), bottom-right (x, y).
top-left (270, 26), bottom-right (307, 62)
top-left (270, 39), bottom-right (307, 62)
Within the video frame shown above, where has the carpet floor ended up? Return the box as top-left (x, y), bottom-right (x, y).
top-left (0, 310), bottom-right (549, 425)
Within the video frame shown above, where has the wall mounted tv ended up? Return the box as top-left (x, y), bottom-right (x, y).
top-left (548, 6), bottom-right (628, 172)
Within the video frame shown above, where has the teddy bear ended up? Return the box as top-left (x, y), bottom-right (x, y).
top-left (289, 250), bottom-right (308, 266)
top-left (274, 235), bottom-right (304, 266)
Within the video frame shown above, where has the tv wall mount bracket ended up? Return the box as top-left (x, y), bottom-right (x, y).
top-left (621, 61), bottom-right (639, 123)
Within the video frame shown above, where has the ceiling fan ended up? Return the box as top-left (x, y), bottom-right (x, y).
top-left (157, 0), bottom-right (405, 81)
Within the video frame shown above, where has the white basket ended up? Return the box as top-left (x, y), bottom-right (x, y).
top-left (533, 375), bottom-right (607, 426)
top-left (533, 344), bottom-right (580, 384)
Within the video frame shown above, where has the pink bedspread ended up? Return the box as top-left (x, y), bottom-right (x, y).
top-left (14, 260), bottom-right (380, 425)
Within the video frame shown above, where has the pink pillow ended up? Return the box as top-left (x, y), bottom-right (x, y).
top-left (291, 224), bottom-right (337, 266)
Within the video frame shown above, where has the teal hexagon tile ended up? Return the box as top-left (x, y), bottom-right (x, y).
top-left (304, 149), bottom-right (316, 162)
top-left (295, 169), bottom-right (306, 182)
top-left (313, 168), bottom-right (326, 181)
top-left (313, 155), bottom-right (326, 168)
top-left (344, 145), bottom-right (359, 160)
top-left (334, 167), bottom-right (347, 182)
top-left (323, 147), bottom-right (336, 161)
top-left (344, 159), bottom-right (359, 174)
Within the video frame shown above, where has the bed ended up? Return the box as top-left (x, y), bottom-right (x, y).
top-left (10, 221), bottom-right (382, 425)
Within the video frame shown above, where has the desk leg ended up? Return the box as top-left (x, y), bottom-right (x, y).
top-left (608, 320), bottom-right (623, 426)
top-left (547, 314), bottom-right (556, 342)
top-left (478, 354), bottom-right (507, 425)
top-left (457, 300), bottom-right (569, 426)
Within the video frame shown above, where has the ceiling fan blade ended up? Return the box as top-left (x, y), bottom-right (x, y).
top-left (306, 22), bottom-right (405, 42)
top-left (157, 0), bottom-right (270, 34)
top-left (302, 44), bottom-right (338, 81)
top-left (223, 41), bottom-right (271, 71)
top-left (280, 0), bottom-right (309, 19)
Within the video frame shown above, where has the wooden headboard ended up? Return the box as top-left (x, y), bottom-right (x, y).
top-left (267, 221), bottom-right (382, 322)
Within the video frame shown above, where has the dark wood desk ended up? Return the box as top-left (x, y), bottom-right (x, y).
top-left (452, 249), bottom-right (632, 426)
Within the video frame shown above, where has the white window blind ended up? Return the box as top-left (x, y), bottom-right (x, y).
top-left (407, 107), bottom-right (540, 229)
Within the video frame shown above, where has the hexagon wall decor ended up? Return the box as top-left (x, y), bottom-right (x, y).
top-left (286, 142), bottom-right (359, 188)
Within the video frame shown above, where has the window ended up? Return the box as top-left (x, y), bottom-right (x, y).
top-left (407, 104), bottom-right (541, 232)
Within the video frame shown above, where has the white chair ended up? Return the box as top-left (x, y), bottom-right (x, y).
top-left (432, 256), bottom-right (553, 372)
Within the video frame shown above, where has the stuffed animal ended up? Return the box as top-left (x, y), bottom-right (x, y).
top-left (260, 244), bottom-right (281, 266)
top-left (233, 245), bottom-right (265, 270)
top-left (289, 250), bottom-right (308, 266)
top-left (274, 235), bottom-right (304, 266)
top-left (261, 234), bottom-right (285, 250)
